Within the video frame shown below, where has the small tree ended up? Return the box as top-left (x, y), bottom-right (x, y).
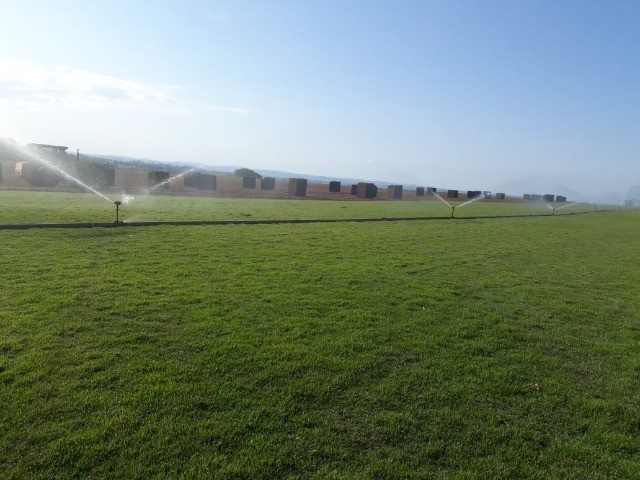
top-left (234, 168), bottom-right (262, 179)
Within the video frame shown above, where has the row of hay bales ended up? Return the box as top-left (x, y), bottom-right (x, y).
top-left (1, 157), bottom-right (520, 201)
top-left (0, 142), bottom-right (525, 201)
top-left (523, 194), bottom-right (567, 202)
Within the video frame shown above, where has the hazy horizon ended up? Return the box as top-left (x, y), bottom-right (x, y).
top-left (1, 1), bottom-right (638, 202)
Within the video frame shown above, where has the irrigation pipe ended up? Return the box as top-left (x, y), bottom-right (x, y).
top-left (0, 208), bottom-right (620, 230)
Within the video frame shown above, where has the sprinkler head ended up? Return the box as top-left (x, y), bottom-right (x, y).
top-left (451, 206), bottom-right (456, 218)
top-left (113, 201), bottom-right (122, 224)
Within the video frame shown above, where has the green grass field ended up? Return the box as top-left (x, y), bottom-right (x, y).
top-left (1, 191), bottom-right (639, 478)
top-left (0, 190), bottom-right (605, 225)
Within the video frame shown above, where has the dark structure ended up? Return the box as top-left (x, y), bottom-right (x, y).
top-left (357, 182), bottom-right (377, 199)
top-left (199, 174), bottom-right (217, 190)
top-left (523, 194), bottom-right (531, 201)
top-left (329, 181), bottom-right (341, 193)
top-left (350, 184), bottom-right (358, 195)
top-left (184, 172), bottom-right (198, 188)
top-left (388, 185), bottom-right (403, 200)
top-left (148, 171), bottom-right (170, 188)
top-left (447, 189), bottom-right (459, 198)
top-left (243, 176), bottom-right (256, 189)
top-left (483, 191), bottom-right (492, 199)
top-left (543, 194), bottom-right (555, 202)
top-left (13, 143), bottom-right (70, 187)
top-left (496, 192), bottom-right (506, 200)
top-left (15, 162), bottom-right (62, 187)
top-left (27, 143), bottom-right (68, 160)
top-left (416, 187), bottom-right (425, 196)
top-left (555, 195), bottom-right (567, 203)
top-left (260, 177), bottom-right (276, 190)
top-left (426, 187), bottom-right (436, 196)
top-left (184, 171), bottom-right (217, 190)
top-left (467, 190), bottom-right (482, 199)
top-left (288, 178), bottom-right (307, 197)
top-left (77, 162), bottom-right (115, 189)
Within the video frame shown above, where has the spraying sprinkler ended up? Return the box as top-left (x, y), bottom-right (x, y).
top-left (594, 204), bottom-right (598, 212)
top-left (451, 205), bottom-right (456, 218)
top-left (114, 201), bottom-right (122, 224)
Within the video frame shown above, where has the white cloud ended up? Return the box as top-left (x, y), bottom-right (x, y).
top-left (0, 59), bottom-right (178, 110)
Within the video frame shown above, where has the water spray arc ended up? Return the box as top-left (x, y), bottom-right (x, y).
top-left (456, 195), bottom-right (484, 210)
top-left (428, 191), bottom-right (456, 218)
top-left (554, 202), bottom-right (597, 214)
top-left (555, 202), bottom-right (577, 211)
top-left (146, 168), bottom-right (199, 193)
top-left (431, 191), bottom-right (451, 207)
top-left (451, 193), bottom-right (486, 217)
top-left (1, 141), bottom-right (145, 223)
top-left (8, 143), bottom-right (113, 204)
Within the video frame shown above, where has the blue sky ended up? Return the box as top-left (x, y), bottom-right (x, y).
top-left (0, 0), bottom-right (638, 199)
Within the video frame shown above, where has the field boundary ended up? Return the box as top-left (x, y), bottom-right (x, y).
top-left (0, 209), bottom-right (619, 230)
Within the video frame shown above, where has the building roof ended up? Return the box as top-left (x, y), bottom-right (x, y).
top-left (27, 143), bottom-right (68, 152)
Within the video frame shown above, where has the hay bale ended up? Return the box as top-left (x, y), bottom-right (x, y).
top-left (357, 182), bottom-right (376, 199)
top-left (261, 177), bottom-right (275, 190)
top-left (243, 176), bottom-right (256, 189)
top-left (199, 174), bottom-right (216, 190)
top-left (288, 178), bottom-right (307, 197)
top-left (148, 171), bottom-right (170, 188)
top-left (388, 185), bottom-right (403, 200)
top-left (15, 162), bottom-right (62, 187)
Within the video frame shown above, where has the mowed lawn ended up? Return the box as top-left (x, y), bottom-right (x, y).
top-left (0, 190), bottom-right (602, 225)
top-left (1, 208), bottom-right (639, 478)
